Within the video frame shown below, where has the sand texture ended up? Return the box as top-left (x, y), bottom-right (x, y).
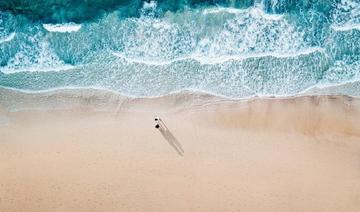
top-left (1, 89), bottom-right (360, 212)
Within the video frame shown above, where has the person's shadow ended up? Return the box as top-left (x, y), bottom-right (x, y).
top-left (156, 119), bottom-right (184, 156)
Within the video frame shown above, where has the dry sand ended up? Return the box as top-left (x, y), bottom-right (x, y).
top-left (1, 91), bottom-right (360, 212)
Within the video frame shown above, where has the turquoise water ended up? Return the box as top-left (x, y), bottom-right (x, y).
top-left (0, 0), bottom-right (359, 98)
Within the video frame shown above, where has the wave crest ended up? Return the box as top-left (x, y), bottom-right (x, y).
top-left (0, 1), bottom-right (360, 98)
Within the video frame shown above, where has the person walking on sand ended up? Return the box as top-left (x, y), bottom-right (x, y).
top-left (154, 116), bottom-right (162, 129)
top-left (154, 116), bottom-right (184, 156)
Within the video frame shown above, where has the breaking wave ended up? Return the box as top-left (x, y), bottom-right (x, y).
top-left (0, 0), bottom-right (360, 98)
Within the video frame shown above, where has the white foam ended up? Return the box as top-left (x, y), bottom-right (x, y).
top-left (202, 7), bottom-right (245, 15)
top-left (249, 7), bottom-right (283, 21)
top-left (112, 47), bottom-right (325, 66)
top-left (331, 23), bottom-right (360, 31)
top-left (300, 79), bottom-right (360, 97)
top-left (1, 40), bottom-right (76, 74)
top-left (202, 6), bottom-right (283, 21)
top-left (43, 23), bottom-right (82, 33)
top-left (0, 64), bottom-right (75, 74)
top-left (112, 52), bottom-right (188, 65)
top-left (0, 32), bottom-right (16, 43)
top-left (195, 48), bottom-right (325, 64)
top-left (143, 0), bottom-right (157, 10)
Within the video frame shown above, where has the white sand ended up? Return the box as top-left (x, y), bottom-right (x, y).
top-left (1, 91), bottom-right (360, 212)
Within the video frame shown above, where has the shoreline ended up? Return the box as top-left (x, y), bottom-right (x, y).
top-left (1, 77), bottom-right (360, 107)
top-left (1, 84), bottom-right (360, 112)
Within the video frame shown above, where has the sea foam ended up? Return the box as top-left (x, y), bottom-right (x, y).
top-left (0, 1), bottom-right (360, 98)
top-left (0, 32), bottom-right (15, 43)
top-left (43, 23), bottom-right (82, 33)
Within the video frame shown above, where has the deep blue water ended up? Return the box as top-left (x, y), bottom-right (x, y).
top-left (0, 0), bottom-right (359, 98)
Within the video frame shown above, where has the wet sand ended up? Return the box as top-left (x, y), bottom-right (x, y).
top-left (1, 90), bottom-right (360, 212)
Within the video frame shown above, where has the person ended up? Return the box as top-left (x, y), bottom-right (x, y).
top-left (154, 116), bottom-right (184, 156)
top-left (154, 116), bottom-right (161, 129)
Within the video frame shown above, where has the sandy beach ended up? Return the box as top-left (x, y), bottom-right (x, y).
top-left (0, 89), bottom-right (360, 212)
top-left (2, 0), bottom-right (360, 211)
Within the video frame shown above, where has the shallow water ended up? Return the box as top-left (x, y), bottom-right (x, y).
top-left (0, 0), bottom-right (359, 98)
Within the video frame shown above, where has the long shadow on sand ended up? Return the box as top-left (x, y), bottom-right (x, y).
top-left (157, 119), bottom-right (184, 156)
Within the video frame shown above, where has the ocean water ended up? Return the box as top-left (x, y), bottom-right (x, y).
top-left (0, 0), bottom-right (359, 98)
